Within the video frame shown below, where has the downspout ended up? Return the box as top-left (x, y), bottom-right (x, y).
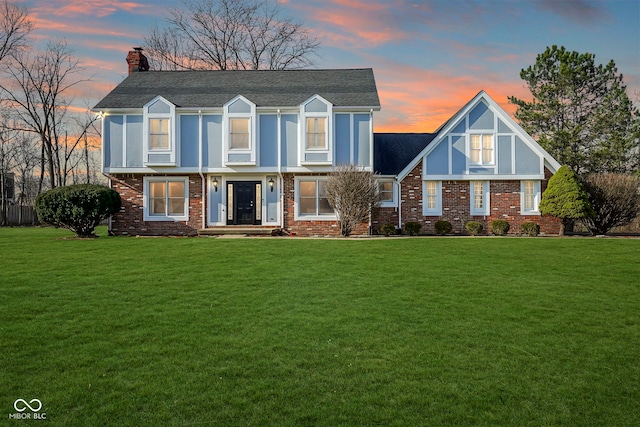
top-left (277, 109), bottom-right (284, 230)
top-left (198, 110), bottom-right (206, 230)
top-left (397, 178), bottom-right (402, 231)
top-left (99, 111), bottom-right (113, 234)
top-left (369, 109), bottom-right (374, 235)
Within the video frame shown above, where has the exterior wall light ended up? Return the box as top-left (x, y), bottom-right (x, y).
top-left (268, 178), bottom-right (274, 192)
top-left (213, 177), bottom-right (218, 192)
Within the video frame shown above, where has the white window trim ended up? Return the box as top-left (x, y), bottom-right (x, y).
top-left (143, 96), bottom-right (176, 166)
top-left (422, 181), bottom-right (442, 216)
top-left (300, 95), bottom-right (333, 165)
top-left (223, 96), bottom-right (256, 165)
top-left (143, 176), bottom-right (189, 222)
top-left (378, 180), bottom-right (397, 207)
top-left (294, 177), bottom-right (336, 221)
top-left (470, 180), bottom-right (490, 216)
top-left (468, 133), bottom-right (495, 166)
top-left (521, 180), bottom-right (541, 215)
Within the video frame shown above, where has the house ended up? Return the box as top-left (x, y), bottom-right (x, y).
top-left (94, 49), bottom-right (561, 237)
top-left (373, 91), bottom-right (562, 235)
top-left (93, 48), bottom-right (380, 236)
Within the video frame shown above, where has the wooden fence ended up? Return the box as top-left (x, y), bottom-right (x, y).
top-left (2, 206), bottom-right (39, 226)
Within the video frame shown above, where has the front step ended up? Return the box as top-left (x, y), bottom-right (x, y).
top-left (198, 227), bottom-right (282, 236)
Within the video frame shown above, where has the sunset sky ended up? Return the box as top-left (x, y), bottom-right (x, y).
top-left (14, 0), bottom-right (640, 132)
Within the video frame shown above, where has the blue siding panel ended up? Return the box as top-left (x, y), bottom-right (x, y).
top-left (498, 118), bottom-right (512, 133)
top-left (335, 114), bottom-right (350, 165)
top-left (497, 135), bottom-right (512, 174)
top-left (106, 116), bottom-right (123, 168)
top-left (266, 177), bottom-right (278, 223)
top-left (354, 114), bottom-right (370, 167)
top-left (180, 115), bottom-right (199, 168)
top-left (125, 115), bottom-right (143, 167)
top-left (202, 115), bottom-right (222, 168)
top-left (468, 102), bottom-right (494, 130)
top-left (281, 114), bottom-right (298, 167)
top-left (209, 182), bottom-right (222, 223)
top-left (452, 136), bottom-right (466, 174)
top-left (452, 119), bottom-right (466, 134)
top-left (515, 136), bottom-right (540, 174)
top-left (259, 115), bottom-right (278, 167)
top-left (426, 139), bottom-right (449, 175)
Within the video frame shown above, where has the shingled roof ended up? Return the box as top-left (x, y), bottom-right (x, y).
top-left (374, 133), bottom-right (437, 175)
top-left (93, 68), bottom-right (380, 110)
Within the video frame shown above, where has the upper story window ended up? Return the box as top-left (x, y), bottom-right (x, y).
top-left (470, 134), bottom-right (493, 165)
top-left (306, 117), bottom-right (327, 150)
top-left (301, 95), bottom-right (332, 165)
top-left (229, 117), bottom-right (250, 150)
top-left (143, 96), bottom-right (176, 166)
top-left (224, 96), bottom-right (256, 165)
top-left (149, 118), bottom-right (169, 150)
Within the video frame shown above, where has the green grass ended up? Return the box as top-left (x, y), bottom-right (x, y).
top-left (1, 227), bottom-right (639, 426)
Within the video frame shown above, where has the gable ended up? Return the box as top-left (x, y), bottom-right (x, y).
top-left (397, 91), bottom-right (560, 181)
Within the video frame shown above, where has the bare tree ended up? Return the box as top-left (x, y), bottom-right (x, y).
top-left (325, 164), bottom-right (382, 237)
top-left (0, 0), bottom-right (33, 63)
top-left (0, 40), bottom-right (91, 191)
top-left (581, 173), bottom-right (640, 235)
top-left (144, 0), bottom-right (319, 70)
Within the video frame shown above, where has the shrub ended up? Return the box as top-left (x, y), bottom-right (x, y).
top-left (490, 220), bottom-right (510, 236)
top-left (434, 220), bottom-right (452, 235)
top-left (521, 221), bottom-right (540, 237)
top-left (465, 221), bottom-right (483, 236)
top-left (379, 223), bottom-right (397, 237)
top-left (581, 173), bottom-right (640, 235)
top-left (404, 221), bottom-right (422, 236)
top-left (35, 184), bottom-right (121, 238)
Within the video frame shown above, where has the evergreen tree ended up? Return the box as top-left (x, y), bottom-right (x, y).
top-left (539, 165), bottom-right (593, 234)
top-left (509, 45), bottom-right (640, 174)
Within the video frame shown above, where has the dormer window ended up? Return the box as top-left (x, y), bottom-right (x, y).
top-left (149, 118), bottom-right (169, 150)
top-left (306, 117), bottom-right (327, 150)
top-left (143, 96), bottom-right (176, 166)
top-left (224, 96), bottom-right (256, 165)
top-left (301, 95), bottom-right (332, 165)
top-left (229, 118), bottom-right (250, 149)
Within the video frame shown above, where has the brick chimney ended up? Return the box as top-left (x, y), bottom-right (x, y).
top-left (126, 47), bottom-right (149, 74)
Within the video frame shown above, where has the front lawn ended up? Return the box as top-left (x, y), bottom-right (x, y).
top-left (1, 228), bottom-right (639, 425)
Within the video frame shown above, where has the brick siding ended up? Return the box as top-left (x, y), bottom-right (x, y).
top-left (373, 161), bottom-right (561, 235)
top-left (108, 174), bottom-right (204, 236)
top-left (282, 173), bottom-right (369, 236)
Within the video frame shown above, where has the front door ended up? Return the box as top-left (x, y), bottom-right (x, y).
top-left (227, 181), bottom-right (261, 225)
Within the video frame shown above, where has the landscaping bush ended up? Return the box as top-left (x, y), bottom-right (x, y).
top-left (490, 220), bottom-right (510, 236)
top-left (404, 221), bottom-right (422, 236)
top-left (465, 221), bottom-right (483, 236)
top-left (379, 223), bottom-right (397, 236)
top-left (35, 184), bottom-right (121, 238)
top-left (434, 220), bottom-right (452, 235)
top-left (521, 221), bottom-right (540, 237)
